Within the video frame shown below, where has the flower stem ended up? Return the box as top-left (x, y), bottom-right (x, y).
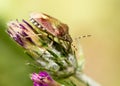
top-left (74, 71), bottom-right (101, 86)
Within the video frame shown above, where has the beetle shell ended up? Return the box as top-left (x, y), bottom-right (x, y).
top-left (30, 12), bottom-right (72, 43)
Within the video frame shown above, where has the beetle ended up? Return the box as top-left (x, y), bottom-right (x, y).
top-left (30, 12), bottom-right (72, 43)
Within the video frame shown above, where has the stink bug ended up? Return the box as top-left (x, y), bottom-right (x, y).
top-left (30, 12), bottom-right (72, 43)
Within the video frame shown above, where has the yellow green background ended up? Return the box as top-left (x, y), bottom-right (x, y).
top-left (0, 0), bottom-right (120, 86)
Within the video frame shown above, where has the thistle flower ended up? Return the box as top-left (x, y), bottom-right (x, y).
top-left (7, 12), bottom-right (100, 86)
top-left (31, 71), bottom-right (61, 86)
top-left (7, 12), bottom-right (77, 78)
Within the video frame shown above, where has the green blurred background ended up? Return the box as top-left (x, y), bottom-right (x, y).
top-left (0, 0), bottom-right (120, 86)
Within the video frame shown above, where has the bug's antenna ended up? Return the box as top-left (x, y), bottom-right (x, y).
top-left (72, 34), bottom-right (92, 51)
top-left (71, 43), bottom-right (77, 51)
top-left (78, 35), bottom-right (92, 39)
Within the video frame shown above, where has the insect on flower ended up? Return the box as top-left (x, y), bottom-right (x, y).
top-left (7, 12), bottom-right (100, 86)
top-left (30, 12), bottom-right (72, 43)
top-left (7, 17), bottom-right (77, 79)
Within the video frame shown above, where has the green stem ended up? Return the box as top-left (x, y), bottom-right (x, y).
top-left (73, 71), bottom-right (101, 86)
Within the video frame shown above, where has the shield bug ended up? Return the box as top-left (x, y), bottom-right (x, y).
top-left (30, 12), bottom-right (72, 43)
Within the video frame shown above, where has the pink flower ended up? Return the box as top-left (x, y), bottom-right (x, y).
top-left (31, 71), bottom-right (60, 86)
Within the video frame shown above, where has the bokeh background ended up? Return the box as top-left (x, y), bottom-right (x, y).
top-left (0, 0), bottom-right (120, 86)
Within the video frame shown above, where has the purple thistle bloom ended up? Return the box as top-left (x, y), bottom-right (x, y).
top-left (7, 20), bottom-right (44, 49)
top-left (31, 71), bottom-right (60, 86)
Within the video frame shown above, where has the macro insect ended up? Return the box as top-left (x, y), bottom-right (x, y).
top-left (30, 12), bottom-right (72, 43)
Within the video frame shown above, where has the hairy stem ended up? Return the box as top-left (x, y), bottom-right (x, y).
top-left (74, 71), bottom-right (101, 86)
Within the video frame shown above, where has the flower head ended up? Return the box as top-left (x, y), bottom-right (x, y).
top-left (7, 19), bottom-right (45, 49)
top-left (7, 12), bottom-right (101, 86)
top-left (31, 71), bottom-right (60, 86)
top-left (7, 12), bottom-right (78, 78)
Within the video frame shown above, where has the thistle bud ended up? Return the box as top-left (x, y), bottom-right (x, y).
top-left (7, 13), bottom-right (77, 78)
top-left (7, 12), bottom-right (100, 86)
